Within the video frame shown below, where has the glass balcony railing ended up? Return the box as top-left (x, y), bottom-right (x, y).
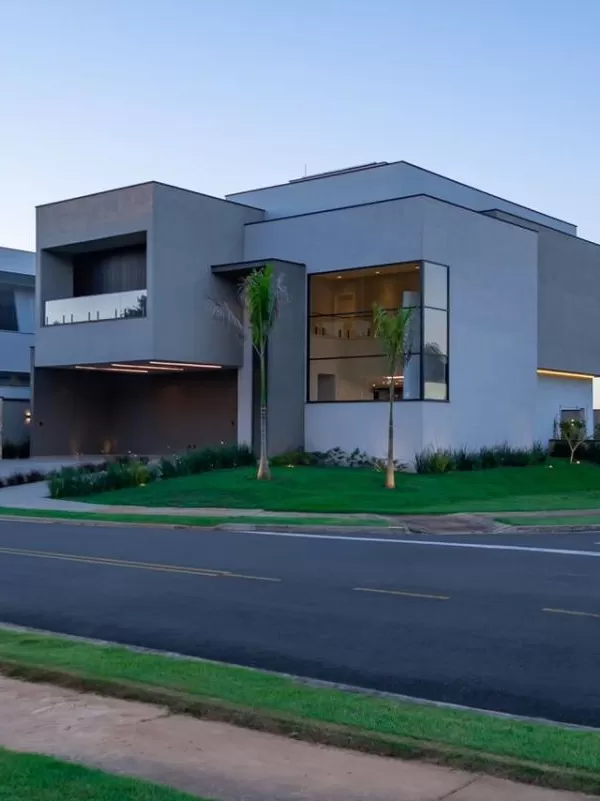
top-left (44, 290), bottom-right (147, 326)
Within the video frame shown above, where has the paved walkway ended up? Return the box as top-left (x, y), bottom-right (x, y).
top-left (0, 676), bottom-right (595, 801)
top-left (0, 481), bottom-right (104, 512)
top-left (0, 456), bottom-right (104, 480)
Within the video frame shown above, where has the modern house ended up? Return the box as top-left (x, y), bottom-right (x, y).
top-left (0, 247), bottom-right (35, 449)
top-left (32, 161), bottom-right (599, 463)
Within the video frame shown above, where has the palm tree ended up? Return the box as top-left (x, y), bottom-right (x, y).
top-left (211, 264), bottom-right (287, 480)
top-left (373, 303), bottom-right (414, 489)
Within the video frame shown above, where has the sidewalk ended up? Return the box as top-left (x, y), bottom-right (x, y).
top-left (0, 675), bottom-right (595, 801)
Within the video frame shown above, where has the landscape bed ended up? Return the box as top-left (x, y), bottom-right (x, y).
top-left (79, 461), bottom-right (600, 515)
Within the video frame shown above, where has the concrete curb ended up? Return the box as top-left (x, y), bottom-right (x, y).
top-left (508, 523), bottom-right (600, 534)
top-left (0, 514), bottom-right (410, 536)
top-left (2, 511), bottom-right (600, 537)
top-left (217, 522), bottom-right (411, 534)
top-left (0, 646), bottom-right (598, 795)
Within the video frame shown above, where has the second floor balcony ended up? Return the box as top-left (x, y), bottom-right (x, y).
top-left (45, 289), bottom-right (147, 326)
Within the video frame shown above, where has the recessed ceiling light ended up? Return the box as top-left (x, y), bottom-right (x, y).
top-left (150, 361), bottom-right (222, 369)
top-left (111, 363), bottom-right (151, 371)
top-left (116, 363), bottom-right (183, 372)
top-left (75, 365), bottom-right (149, 374)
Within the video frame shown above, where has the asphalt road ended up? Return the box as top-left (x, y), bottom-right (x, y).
top-left (0, 521), bottom-right (599, 726)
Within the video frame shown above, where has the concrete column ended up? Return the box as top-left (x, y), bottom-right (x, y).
top-left (237, 307), bottom-right (254, 448)
top-left (266, 261), bottom-right (306, 455)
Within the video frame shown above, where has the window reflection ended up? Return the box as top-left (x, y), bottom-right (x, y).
top-left (423, 261), bottom-right (448, 310)
top-left (423, 348), bottom-right (448, 400)
top-left (423, 308), bottom-right (448, 355)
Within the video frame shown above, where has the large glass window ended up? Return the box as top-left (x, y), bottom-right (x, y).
top-left (0, 289), bottom-right (18, 332)
top-left (308, 261), bottom-right (448, 402)
top-left (422, 262), bottom-right (448, 400)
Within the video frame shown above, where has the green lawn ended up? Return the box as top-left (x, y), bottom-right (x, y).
top-left (0, 628), bottom-right (599, 793)
top-left (81, 461), bottom-right (600, 515)
top-left (0, 748), bottom-right (206, 801)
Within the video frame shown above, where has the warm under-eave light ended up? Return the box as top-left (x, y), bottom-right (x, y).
top-left (74, 365), bottom-right (149, 374)
top-left (149, 361), bottom-right (222, 369)
top-left (537, 368), bottom-right (595, 380)
top-left (115, 363), bottom-right (184, 372)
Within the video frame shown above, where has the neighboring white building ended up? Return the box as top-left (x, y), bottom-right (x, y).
top-left (31, 162), bottom-right (597, 462)
top-left (0, 247), bottom-right (35, 448)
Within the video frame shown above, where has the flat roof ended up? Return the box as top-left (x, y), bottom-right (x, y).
top-left (36, 181), bottom-right (264, 212)
top-left (227, 159), bottom-right (576, 231)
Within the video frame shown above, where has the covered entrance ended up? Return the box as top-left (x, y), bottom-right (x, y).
top-left (32, 361), bottom-right (238, 456)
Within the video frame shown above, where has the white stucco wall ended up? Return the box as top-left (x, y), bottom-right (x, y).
top-left (535, 375), bottom-right (593, 441)
top-left (593, 378), bottom-right (600, 409)
top-left (420, 197), bottom-right (539, 452)
top-left (244, 195), bottom-right (425, 274)
top-left (305, 402), bottom-right (423, 466)
top-left (229, 162), bottom-right (574, 235)
top-left (245, 194), bottom-right (540, 461)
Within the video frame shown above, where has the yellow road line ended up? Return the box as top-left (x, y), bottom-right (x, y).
top-left (354, 587), bottom-right (450, 601)
top-left (0, 546), bottom-right (280, 583)
top-left (543, 607), bottom-right (600, 620)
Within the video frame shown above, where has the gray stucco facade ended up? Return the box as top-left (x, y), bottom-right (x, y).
top-left (33, 182), bottom-right (306, 457)
top-left (32, 162), bottom-right (600, 460)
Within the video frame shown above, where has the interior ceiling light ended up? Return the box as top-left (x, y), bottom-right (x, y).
top-left (149, 361), bottom-right (222, 369)
top-left (537, 368), bottom-right (595, 380)
top-left (74, 365), bottom-right (149, 374)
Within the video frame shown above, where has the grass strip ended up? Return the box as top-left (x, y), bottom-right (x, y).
top-left (500, 515), bottom-right (600, 527)
top-left (0, 746), bottom-right (208, 800)
top-left (0, 507), bottom-right (388, 528)
top-left (0, 628), bottom-right (598, 794)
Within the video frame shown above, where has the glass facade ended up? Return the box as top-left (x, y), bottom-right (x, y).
top-left (308, 261), bottom-right (448, 402)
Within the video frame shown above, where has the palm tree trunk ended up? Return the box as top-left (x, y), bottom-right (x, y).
top-left (257, 348), bottom-right (271, 480)
top-left (386, 378), bottom-right (395, 489)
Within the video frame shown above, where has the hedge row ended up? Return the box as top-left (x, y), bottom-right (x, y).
top-left (48, 445), bottom-right (255, 499)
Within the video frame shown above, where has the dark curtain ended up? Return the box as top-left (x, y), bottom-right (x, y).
top-left (73, 245), bottom-right (146, 297)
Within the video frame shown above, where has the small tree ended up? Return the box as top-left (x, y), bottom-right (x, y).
top-left (373, 303), bottom-right (413, 489)
top-left (211, 264), bottom-right (287, 480)
top-left (559, 417), bottom-right (587, 464)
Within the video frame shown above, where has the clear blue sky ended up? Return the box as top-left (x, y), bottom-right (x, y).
top-left (2, 0), bottom-right (600, 250)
